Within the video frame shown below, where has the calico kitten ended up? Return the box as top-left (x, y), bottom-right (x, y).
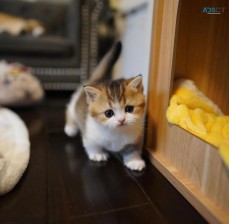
top-left (65, 42), bottom-right (146, 171)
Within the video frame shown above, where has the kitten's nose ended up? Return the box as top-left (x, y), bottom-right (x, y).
top-left (118, 117), bottom-right (125, 125)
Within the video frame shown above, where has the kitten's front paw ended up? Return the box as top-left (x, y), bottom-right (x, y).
top-left (64, 124), bottom-right (78, 137)
top-left (125, 159), bottom-right (146, 171)
top-left (88, 152), bottom-right (108, 162)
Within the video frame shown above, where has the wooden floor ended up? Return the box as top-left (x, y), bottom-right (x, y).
top-left (0, 92), bottom-right (207, 224)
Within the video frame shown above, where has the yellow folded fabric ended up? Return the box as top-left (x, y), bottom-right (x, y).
top-left (166, 79), bottom-right (229, 168)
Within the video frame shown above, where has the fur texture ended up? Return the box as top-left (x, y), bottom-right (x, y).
top-left (65, 42), bottom-right (146, 171)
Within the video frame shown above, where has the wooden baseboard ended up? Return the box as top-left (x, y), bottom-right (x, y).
top-left (147, 150), bottom-right (229, 224)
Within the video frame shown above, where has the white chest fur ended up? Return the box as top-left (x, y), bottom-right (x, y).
top-left (84, 116), bottom-right (141, 152)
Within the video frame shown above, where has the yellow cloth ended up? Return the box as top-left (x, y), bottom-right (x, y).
top-left (166, 84), bottom-right (229, 168)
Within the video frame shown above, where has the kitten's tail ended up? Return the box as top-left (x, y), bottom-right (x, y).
top-left (89, 41), bottom-right (122, 82)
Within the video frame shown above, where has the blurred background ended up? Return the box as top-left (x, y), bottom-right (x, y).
top-left (0, 0), bottom-right (153, 96)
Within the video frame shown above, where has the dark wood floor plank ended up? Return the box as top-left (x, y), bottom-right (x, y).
top-left (69, 204), bottom-right (165, 224)
top-left (127, 155), bottom-right (208, 224)
top-left (0, 110), bottom-right (48, 224)
top-left (43, 91), bottom-right (72, 133)
top-left (47, 133), bottom-right (153, 223)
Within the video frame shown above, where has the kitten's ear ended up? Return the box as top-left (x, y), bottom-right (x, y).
top-left (83, 85), bottom-right (101, 103)
top-left (128, 75), bottom-right (143, 92)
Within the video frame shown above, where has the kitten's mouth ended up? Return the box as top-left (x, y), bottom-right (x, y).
top-left (118, 123), bottom-right (126, 127)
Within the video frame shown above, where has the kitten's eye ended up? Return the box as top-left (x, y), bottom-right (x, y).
top-left (125, 105), bottom-right (134, 113)
top-left (104, 109), bottom-right (114, 118)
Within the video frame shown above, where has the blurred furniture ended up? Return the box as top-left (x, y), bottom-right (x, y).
top-left (0, 0), bottom-right (104, 90)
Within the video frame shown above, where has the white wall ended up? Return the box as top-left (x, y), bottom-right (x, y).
top-left (120, 0), bottom-right (154, 94)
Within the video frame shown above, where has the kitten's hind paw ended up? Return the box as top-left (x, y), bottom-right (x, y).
top-left (88, 152), bottom-right (109, 162)
top-left (64, 124), bottom-right (78, 137)
top-left (125, 159), bottom-right (146, 171)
